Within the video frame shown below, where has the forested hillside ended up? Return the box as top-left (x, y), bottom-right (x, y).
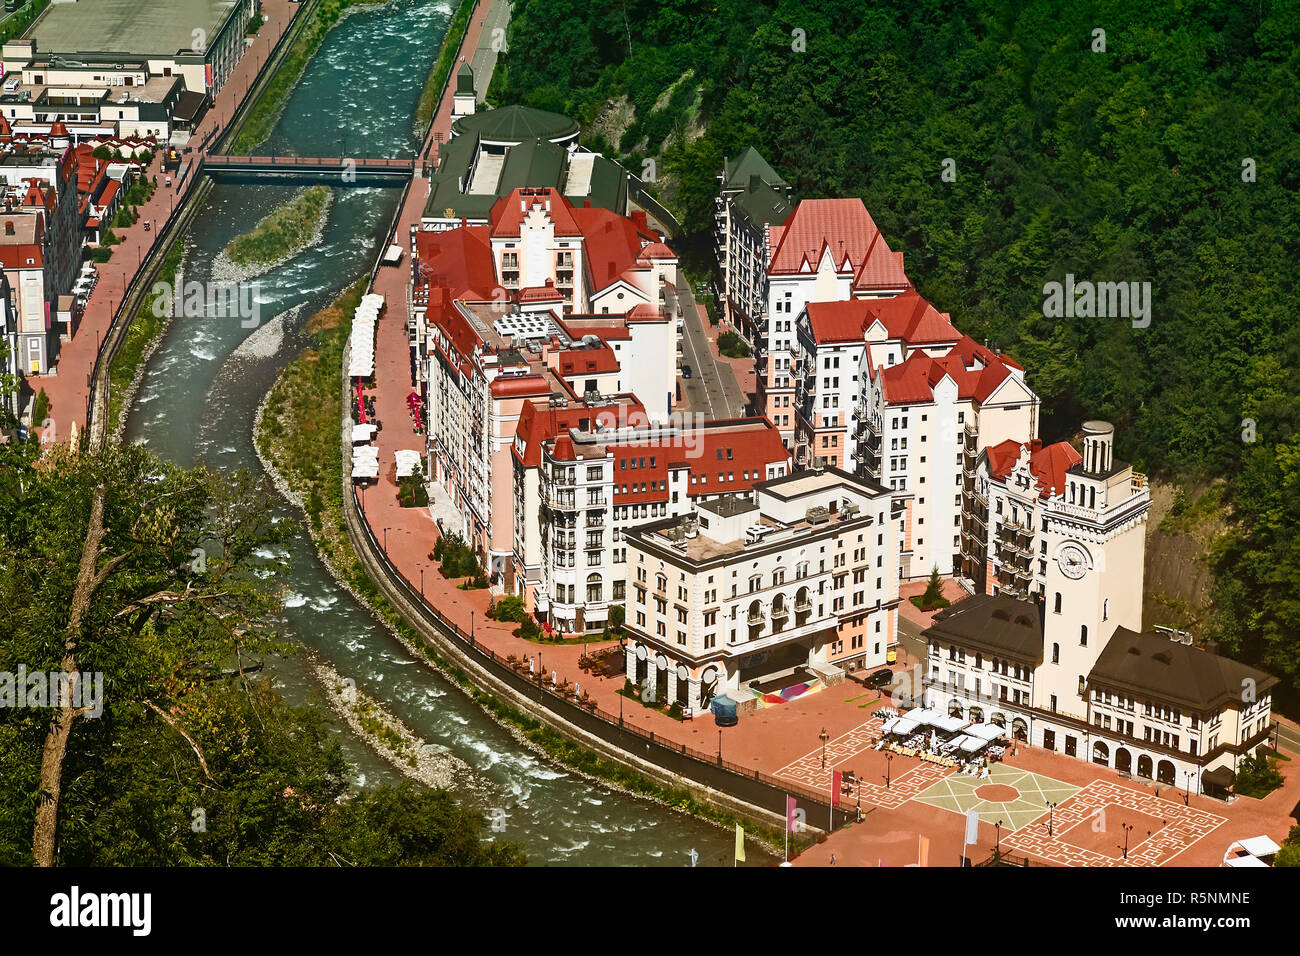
top-left (491, 0), bottom-right (1300, 702)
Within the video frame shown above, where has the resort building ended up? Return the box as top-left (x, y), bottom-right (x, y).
top-left (410, 189), bottom-right (686, 589)
top-left (919, 420), bottom-right (1274, 795)
top-left (712, 148), bottom-right (792, 347)
top-left (20, 0), bottom-right (256, 99)
top-left (421, 105), bottom-right (633, 231)
top-left (515, 415), bottom-right (791, 635)
top-left (622, 467), bottom-right (899, 715)
top-left (759, 198), bottom-right (911, 450)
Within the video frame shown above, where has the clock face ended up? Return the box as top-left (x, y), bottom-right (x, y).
top-left (1057, 543), bottom-right (1090, 579)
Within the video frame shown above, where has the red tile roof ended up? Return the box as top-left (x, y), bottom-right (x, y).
top-left (612, 419), bottom-right (790, 504)
top-left (986, 439), bottom-right (1082, 499)
top-left (512, 397), bottom-right (645, 467)
top-left (489, 187), bottom-right (581, 238)
top-left (862, 291), bottom-right (959, 345)
top-left (556, 344), bottom-right (619, 377)
top-left (768, 199), bottom-right (907, 292)
top-left (489, 374), bottom-right (554, 400)
top-left (517, 282), bottom-right (564, 303)
top-left (805, 300), bottom-right (869, 345)
top-left (414, 225), bottom-right (503, 301)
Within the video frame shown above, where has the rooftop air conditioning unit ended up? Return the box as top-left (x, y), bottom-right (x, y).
top-left (806, 505), bottom-right (830, 525)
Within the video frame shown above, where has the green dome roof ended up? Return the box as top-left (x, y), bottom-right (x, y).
top-left (452, 105), bottom-right (580, 144)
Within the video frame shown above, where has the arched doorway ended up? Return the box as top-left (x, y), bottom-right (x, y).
top-left (991, 712), bottom-right (1007, 728)
top-left (1092, 741), bottom-right (1110, 766)
top-left (1137, 754), bottom-right (1153, 779)
top-left (1115, 748), bottom-right (1132, 775)
top-left (948, 699), bottom-right (964, 718)
top-left (1012, 717), bottom-right (1028, 741)
top-left (969, 705), bottom-right (984, 723)
top-left (1157, 760), bottom-right (1176, 785)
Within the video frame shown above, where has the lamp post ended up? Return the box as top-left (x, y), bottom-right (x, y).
top-left (383, 527), bottom-right (387, 553)
top-left (419, 567), bottom-right (424, 597)
top-left (1183, 770), bottom-right (1194, 806)
top-left (718, 728), bottom-right (723, 767)
top-left (819, 727), bottom-right (829, 769)
top-left (1045, 800), bottom-right (1057, 838)
top-left (471, 610), bottom-right (475, 644)
top-left (1118, 823), bottom-right (1134, 859)
top-left (995, 819), bottom-right (1003, 857)
top-left (884, 751), bottom-right (893, 789)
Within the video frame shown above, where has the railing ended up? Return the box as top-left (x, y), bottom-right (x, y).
top-left (344, 486), bottom-right (858, 831)
top-left (205, 154), bottom-right (416, 170)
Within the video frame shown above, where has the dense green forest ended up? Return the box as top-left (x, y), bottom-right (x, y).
top-left (491, 0), bottom-right (1300, 701)
top-left (0, 441), bottom-right (524, 866)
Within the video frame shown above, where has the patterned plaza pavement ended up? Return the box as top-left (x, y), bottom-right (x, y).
top-left (913, 763), bottom-right (1080, 830)
top-left (1002, 778), bottom-right (1227, 867)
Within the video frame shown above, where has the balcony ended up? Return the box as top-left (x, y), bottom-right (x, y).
top-left (771, 603), bottom-right (790, 620)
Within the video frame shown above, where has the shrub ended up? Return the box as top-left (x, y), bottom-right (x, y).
top-left (1234, 751), bottom-right (1284, 798)
top-left (717, 330), bottom-right (750, 359)
top-left (31, 388), bottom-right (49, 425)
top-left (492, 595), bottom-right (528, 623)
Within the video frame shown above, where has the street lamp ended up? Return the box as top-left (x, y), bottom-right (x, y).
top-left (884, 751), bottom-right (893, 789)
top-left (471, 610), bottom-right (475, 644)
top-left (819, 727), bottom-right (829, 769)
top-left (718, 728), bottom-right (723, 766)
top-left (383, 527), bottom-right (388, 552)
top-left (419, 567), bottom-right (424, 597)
top-left (1045, 800), bottom-right (1057, 837)
top-left (995, 819), bottom-right (1003, 857)
top-left (1184, 770), bottom-right (1194, 806)
top-left (1118, 823), bottom-right (1134, 859)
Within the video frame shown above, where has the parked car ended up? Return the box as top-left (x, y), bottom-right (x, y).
top-left (681, 364), bottom-right (692, 379)
top-left (867, 667), bottom-right (894, 688)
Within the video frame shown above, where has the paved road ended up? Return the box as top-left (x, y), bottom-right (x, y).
top-left (668, 282), bottom-right (746, 420)
top-left (465, 0), bottom-right (510, 99)
top-left (1275, 720), bottom-right (1300, 756)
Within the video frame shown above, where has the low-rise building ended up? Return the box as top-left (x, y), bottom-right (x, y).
top-left (622, 467), bottom-right (898, 714)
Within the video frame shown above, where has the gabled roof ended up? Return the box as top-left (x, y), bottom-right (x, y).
top-left (512, 397), bottom-right (644, 467)
top-left (986, 439), bottom-right (1081, 499)
top-left (880, 350), bottom-right (948, 405)
top-left (1090, 628), bottom-right (1278, 713)
top-left (768, 199), bottom-right (906, 288)
top-left (921, 593), bottom-right (1043, 662)
top-left (723, 148), bottom-right (787, 190)
top-left (414, 225), bottom-right (503, 301)
top-left (556, 344), bottom-right (619, 377)
top-left (805, 300), bottom-right (869, 345)
top-left (862, 291), bottom-right (958, 345)
top-left (490, 186), bottom-right (582, 238)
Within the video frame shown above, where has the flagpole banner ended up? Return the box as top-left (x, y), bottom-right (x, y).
top-left (831, 770), bottom-right (842, 807)
top-left (786, 796), bottom-right (798, 832)
top-left (965, 809), bottom-right (980, 846)
top-left (918, 835), bottom-right (930, 868)
top-left (734, 824), bottom-right (746, 863)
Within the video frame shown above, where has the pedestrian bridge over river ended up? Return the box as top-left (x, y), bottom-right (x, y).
top-left (203, 154), bottom-right (417, 183)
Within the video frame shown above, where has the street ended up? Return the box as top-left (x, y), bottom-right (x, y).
top-left (667, 281), bottom-right (746, 420)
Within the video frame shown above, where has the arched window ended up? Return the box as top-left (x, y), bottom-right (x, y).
top-left (1103, 598), bottom-right (1109, 621)
top-left (1051, 642), bottom-right (1060, 664)
top-left (586, 573), bottom-right (603, 604)
top-left (1080, 624), bottom-right (1088, 646)
top-left (1089, 487), bottom-right (1096, 509)
top-left (1054, 592), bottom-right (1062, 614)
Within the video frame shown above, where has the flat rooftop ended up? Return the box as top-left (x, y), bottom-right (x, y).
top-left (27, 0), bottom-right (242, 58)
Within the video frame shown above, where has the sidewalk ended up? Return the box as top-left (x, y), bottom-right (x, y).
top-left (32, 0), bottom-right (299, 444)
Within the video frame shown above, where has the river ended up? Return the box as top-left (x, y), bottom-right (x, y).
top-left (124, 0), bottom-right (759, 866)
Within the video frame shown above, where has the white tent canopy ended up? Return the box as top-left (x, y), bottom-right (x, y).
top-left (932, 715), bottom-right (968, 734)
top-left (1236, 835), bottom-right (1281, 857)
top-left (966, 723), bottom-right (1006, 742)
top-left (904, 708), bottom-right (938, 725)
top-left (351, 424), bottom-right (376, 443)
top-left (1225, 854), bottom-right (1268, 868)
top-left (394, 449), bottom-right (421, 478)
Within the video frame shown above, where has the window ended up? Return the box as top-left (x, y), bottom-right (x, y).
top-left (1080, 625), bottom-right (1088, 646)
top-left (1053, 592), bottom-right (1062, 614)
top-left (1051, 643), bottom-right (1059, 664)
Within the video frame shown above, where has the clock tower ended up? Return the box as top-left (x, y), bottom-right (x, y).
top-left (1034, 421), bottom-right (1151, 720)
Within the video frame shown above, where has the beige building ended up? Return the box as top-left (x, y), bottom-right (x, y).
top-left (622, 467), bottom-right (898, 715)
top-left (922, 421), bottom-right (1274, 795)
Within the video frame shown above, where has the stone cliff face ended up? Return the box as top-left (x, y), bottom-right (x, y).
top-left (1142, 479), bottom-right (1230, 634)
